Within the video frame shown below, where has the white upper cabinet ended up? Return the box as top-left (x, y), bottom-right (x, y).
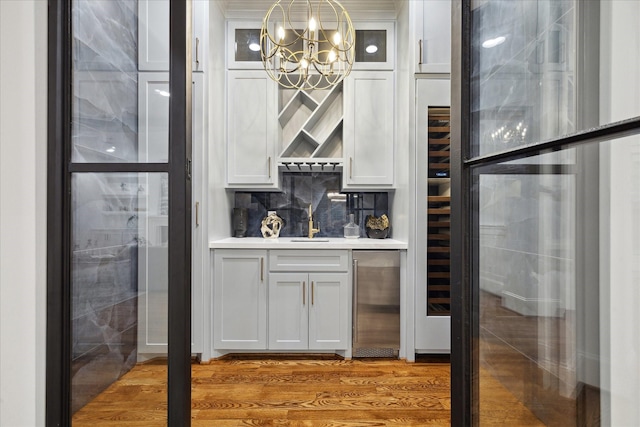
top-left (416, 0), bottom-right (451, 73)
top-left (352, 22), bottom-right (395, 71)
top-left (226, 70), bottom-right (278, 188)
top-left (138, 0), bottom-right (207, 72)
top-left (227, 21), bottom-right (265, 70)
top-left (343, 71), bottom-right (395, 188)
top-left (224, 19), bottom-right (397, 189)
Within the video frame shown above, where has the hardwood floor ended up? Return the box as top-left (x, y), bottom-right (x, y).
top-left (72, 355), bottom-right (542, 426)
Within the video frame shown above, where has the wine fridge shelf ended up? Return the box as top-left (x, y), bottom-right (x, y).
top-left (427, 107), bottom-right (451, 316)
top-left (428, 107), bottom-right (451, 179)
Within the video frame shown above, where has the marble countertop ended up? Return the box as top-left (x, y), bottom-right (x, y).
top-left (209, 237), bottom-right (408, 250)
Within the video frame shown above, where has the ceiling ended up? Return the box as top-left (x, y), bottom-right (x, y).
top-left (214, 0), bottom-right (402, 21)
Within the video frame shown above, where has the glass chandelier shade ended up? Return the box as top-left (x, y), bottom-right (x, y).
top-left (260, 0), bottom-right (356, 90)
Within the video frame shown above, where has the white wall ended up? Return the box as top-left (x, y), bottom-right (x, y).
top-left (208, 1), bottom-right (233, 242)
top-left (0, 0), bottom-right (48, 425)
top-left (393, 0), bottom-right (413, 360)
top-left (204, 0), bottom-right (232, 361)
top-left (599, 1), bottom-right (640, 425)
top-left (391, 2), bottom-right (410, 244)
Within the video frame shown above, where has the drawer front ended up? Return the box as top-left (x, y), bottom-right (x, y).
top-left (269, 250), bottom-right (349, 272)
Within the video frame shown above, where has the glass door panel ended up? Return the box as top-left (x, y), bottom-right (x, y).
top-left (468, 2), bottom-right (640, 424)
top-left (70, 172), bottom-right (168, 423)
top-left (71, 0), bottom-right (169, 164)
top-left (68, 0), bottom-right (173, 423)
top-left (470, 0), bottom-right (577, 158)
top-left (475, 136), bottom-right (640, 425)
top-left (476, 161), bottom-right (577, 425)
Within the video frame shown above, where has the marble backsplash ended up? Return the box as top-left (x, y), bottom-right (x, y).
top-left (234, 173), bottom-right (390, 238)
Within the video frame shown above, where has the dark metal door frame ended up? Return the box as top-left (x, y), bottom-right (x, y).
top-left (46, 1), bottom-right (192, 425)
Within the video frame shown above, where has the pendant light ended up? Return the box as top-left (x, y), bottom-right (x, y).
top-left (260, 0), bottom-right (355, 90)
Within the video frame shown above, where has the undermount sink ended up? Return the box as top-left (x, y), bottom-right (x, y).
top-left (291, 238), bottom-right (330, 242)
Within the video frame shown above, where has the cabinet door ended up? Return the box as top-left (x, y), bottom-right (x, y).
top-left (191, 73), bottom-right (205, 353)
top-left (226, 71), bottom-right (278, 188)
top-left (268, 273), bottom-right (309, 350)
top-left (138, 0), bottom-right (207, 72)
top-left (227, 21), bottom-right (264, 70)
top-left (416, 0), bottom-right (451, 73)
top-left (137, 74), bottom-right (205, 355)
top-left (192, 0), bottom-right (207, 72)
top-left (308, 273), bottom-right (349, 350)
top-left (138, 73), bottom-right (170, 162)
top-left (213, 250), bottom-right (268, 350)
top-left (343, 71), bottom-right (394, 188)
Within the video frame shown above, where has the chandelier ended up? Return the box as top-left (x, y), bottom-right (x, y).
top-left (260, 0), bottom-right (355, 90)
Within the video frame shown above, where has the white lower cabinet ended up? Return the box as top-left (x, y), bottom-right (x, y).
top-left (213, 250), bottom-right (268, 350)
top-left (268, 272), bottom-right (349, 350)
top-left (213, 249), bottom-right (350, 354)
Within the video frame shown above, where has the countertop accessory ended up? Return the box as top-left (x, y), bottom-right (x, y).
top-left (344, 213), bottom-right (359, 239)
top-left (232, 208), bottom-right (248, 238)
top-left (365, 214), bottom-right (390, 239)
top-left (261, 213), bottom-right (284, 239)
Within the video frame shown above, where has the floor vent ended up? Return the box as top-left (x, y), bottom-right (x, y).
top-left (353, 348), bottom-right (398, 358)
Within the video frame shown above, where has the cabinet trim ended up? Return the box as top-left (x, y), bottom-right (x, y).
top-left (269, 250), bottom-right (349, 272)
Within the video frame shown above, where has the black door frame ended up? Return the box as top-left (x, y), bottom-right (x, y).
top-left (46, 1), bottom-right (192, 425)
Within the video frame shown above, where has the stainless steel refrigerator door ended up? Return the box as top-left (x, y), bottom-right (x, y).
top-left (352, 251), bottom-right (400, 353)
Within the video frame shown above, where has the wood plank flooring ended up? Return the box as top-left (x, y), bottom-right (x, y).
top-left (72, 355), bottom-right (542, 426)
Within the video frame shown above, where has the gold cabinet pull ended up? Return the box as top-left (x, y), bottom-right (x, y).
top-left (311, 281), bottom-right (314, 305)
top-left (195, 201), bottom-right (200, 227)
top-left (260, 258), bottom-right (264, 282)
top-left (303, 281), bottom-right (306, 305)
top-left (268, 156), bottom-right (272, 178)
top-left (195, 37), bottom-right (200, 68)
top-left (418, 39), bottom-right (423, 65)
top-left (349, 157), bottom-right (353, 179)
